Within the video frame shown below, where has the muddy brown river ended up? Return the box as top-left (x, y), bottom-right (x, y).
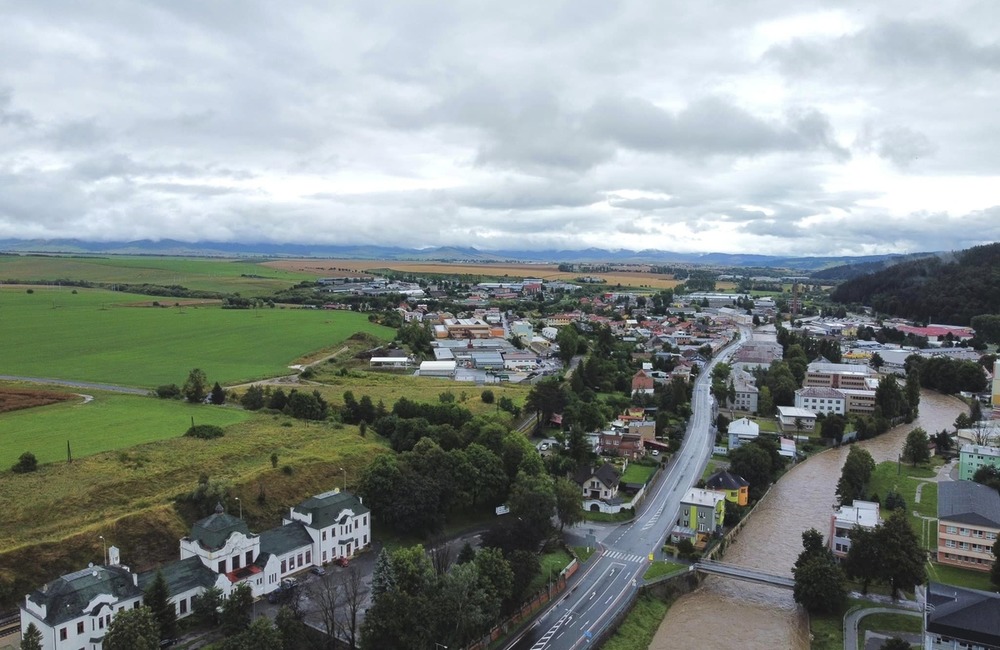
top-left (649, 390), bottom-right (966, 650)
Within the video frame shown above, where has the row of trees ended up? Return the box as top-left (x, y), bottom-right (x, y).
top-left (905, 354), bottom-right (988, 395)
top-left (239, 385), bottom-right (331, 420)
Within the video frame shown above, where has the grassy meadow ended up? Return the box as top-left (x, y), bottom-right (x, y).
top-left (0, 390), bottom-right (251, 468)
top-left (0, 286), bottom-right (394, 387)
top-left (0, 255), bottom-right (315, 296)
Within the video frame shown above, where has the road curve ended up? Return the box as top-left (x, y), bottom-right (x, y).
top-left (843, 606), bottom-right (921, 650)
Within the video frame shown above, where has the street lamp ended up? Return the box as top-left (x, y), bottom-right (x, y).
top-left (98, 535), bottom-right (107, 566)
top-left (235, 496), bottom-right (242, 520)
top-left (339, 467), bottom-right (347, 491)
top-left (435, 644), bottom-right (448, 650)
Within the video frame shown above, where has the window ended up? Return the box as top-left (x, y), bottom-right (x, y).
top-left (78, 621), bottom-right (84, 634)
top-left (180, 599), bottom-right (188, 615)
top-left (322, 530), bottom-right (327, 541)
top-left (60, 628), bottom-right (67, 641)
top-left (298, 554), bottom-right (304, 566)
top-left (218, 560), bottom-right (227, 574)
top-left (946, 526), bottom-right (957, 534)
top-left (960, 528), bottom-right (970, 536)
top-left (246, 551), bottom-right (253, 566)
top-left (323, 550), bottom-right (327, 562)
top-left (281, 559), bottom-right (287, 573)
top-left (305, 550), bottom-right (311, 564)
top-left (232, 555), bottom-right (241, 570)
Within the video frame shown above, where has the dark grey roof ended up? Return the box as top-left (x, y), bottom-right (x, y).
top-left (291, 489), bottom-right (369, 529)
top-left (189, 504), bottom-right (253, 550)
top-left (926, 582), bottom-right (1000, 646)
top-left (260, 521), bottom-right (314, 557)
top-left (573, 464), bottom-right (620, 489)
top-left (705, 469), bottom-right (750, 491)
top-left (938, 481), bottom-right (1000, 528)
top-left (26, 565), bottom-right (142, 626)
top-left (138, 557), bottom-right (218, 595)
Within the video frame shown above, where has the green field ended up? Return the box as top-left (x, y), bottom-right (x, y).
top-left (621, 462), bottom-right (657, 484)
top-left (867, 460), bottom-right (939, 549)
top-left (0, 391), bottom-right (251, 468)
top-left (0, 286), bottom-right (394, 387)
top-left (0, 255), bottom-right (315, 296)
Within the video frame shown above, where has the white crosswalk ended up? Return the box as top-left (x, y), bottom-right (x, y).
top-left (603, 550), bottom-right (645, 563)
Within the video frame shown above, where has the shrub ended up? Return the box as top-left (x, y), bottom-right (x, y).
top-left (184, 424), bottom-right (225, 439)
top-left (11, 451), bottom-right (39, 473)
top-left (155, 384), bottom-right (182, 399)
top-left (282, 465), bottom-right (294, 475)
top-left (26, 289), bottom-right (34, 294)
top-left (481, 389), bottom-right (495, 404)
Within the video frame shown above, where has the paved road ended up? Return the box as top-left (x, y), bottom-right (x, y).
top-left (507, 328), bottom-right (750, 650)
top-left (0, 375), bottom-right (150, 395)
top-left (843, 606), bottom-right (922, 650)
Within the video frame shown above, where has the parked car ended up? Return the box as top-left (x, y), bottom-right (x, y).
top-left (651, 449), bottom-right (660, 456)
top-left (334, 556), bottom-right (349, 567)
top-left (267, 577), bottom-right (298, 604)
top-left (310, 566), bottom-right (326, 576)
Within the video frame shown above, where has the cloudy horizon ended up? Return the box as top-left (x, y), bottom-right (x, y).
top-left (2, 1), bottom-right (1000, 256)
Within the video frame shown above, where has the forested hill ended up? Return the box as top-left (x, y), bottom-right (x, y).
top-left (810, 252), bottom-right (934, 282)
top-left (829, 242), bottom-right (1000, 325)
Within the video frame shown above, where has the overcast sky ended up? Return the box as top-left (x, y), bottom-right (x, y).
top-left (2, 1), bottom-right (1000, 256)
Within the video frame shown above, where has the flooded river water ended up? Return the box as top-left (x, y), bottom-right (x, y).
top-left (649, 390), bottom-right (967, 650)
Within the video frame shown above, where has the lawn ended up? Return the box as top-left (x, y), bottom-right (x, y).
top-left (527, 549), bottom-right (574, 594)
top-left (926, 560), bottom-right (995, 591)
top-left (866, 460), bottom-right (939, 549)
top-left (620, 462), bottom-right (658, 484)
top-left (0, 390), bottom-right (251, 469)
top-left (643, 561), bottom-right (686, 581)
top-left (600, 595), bottom-right (670, 650)
top-left (809, 598), bottom-right (865, 650)
top-left (857, 611), bottom-right (922, 649)
top-left (0, 286), bottom-right (394, 387)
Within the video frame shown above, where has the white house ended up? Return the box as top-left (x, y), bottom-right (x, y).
top-left (776, 406), bottom-right (817, 432)
top-left (727, 417), bottom-right (760, 450)
top-left (828, 500), bottom-right (881, 560)
top-left (794, 387), bottom-right (846, 416)
top-left (282, 489), bottom-right (371, 566)
top-left (728, 370), bottom-right (759, 413)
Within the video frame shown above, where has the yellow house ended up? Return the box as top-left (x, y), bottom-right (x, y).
top-left (705, 469), bottom-right (750, 507)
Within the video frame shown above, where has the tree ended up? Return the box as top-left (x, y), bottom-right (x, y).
top-left (228, 617), bottom-right (283, 650)
top-left (143, 570), bottom-right (176, 641)
top-left (554, 477), bottom-right (584, 532)
top-left (869, 352), bottom-right (884, 370)
top-left (843, 525), bottom-right (880, 594)
top-left (11, 451), bottom-right (38, 474)
top-left (20, 623), bottom-right (43, 650)
top-left (822, 414), bottom-right (847, 445)
top-left (876, 510), bottom-right (926, 599)
top-left (182, 368), bottom-right (209, 403)
top-left (240, 384), bottom-right (265, 411)
top-left (792, 529), bottom-right (846, 614)
top-left (481, 389), bottom-right (495, 404)
top-left (728, 442), bottom-right (774, 502)
top-left (221, 583), bottom-right (253, 635)
top-left (103, 606), bottom-right (159, 650)
top-left (902, 427), bottom-right (930, 466)
top-left (933, 429), bottom-right (953, 455)
top-left (556, 325), bottom-right (580, 364)
top-left (508, 471), bottom-right (557, 543)
top-left (274, 606), bottom-right (305, 649)
top-left (210, 382), bottom-right (226, 405)
top-left (192, 585), bottom-right (222, 626)
top-left (836, 446), bottom-right (875, 505)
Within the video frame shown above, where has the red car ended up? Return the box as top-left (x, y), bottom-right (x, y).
top-left (334, 556), bottom-right (349, 567)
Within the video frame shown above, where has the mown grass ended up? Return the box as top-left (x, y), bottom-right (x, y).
top-left (926, 560), bottom-right (995, 591)
top-left (867, 460), bottom-right (939, 549)
top-left (600, 595), bottom-right (670, 650)
top-left (857, 611), bottom-right (922, 649)
top-left (642, 561), bottom-right (686, 581)
top-left (809, 598), bottom-right (864, 650)
top-left (620, 462), bottom-right (657, 484)
top-left (0, 286), bottom-right (393, 387)
top-left (527, 549), bottom-right (574, 594)
top-left (0, 389), bottom-right (250, 468)
top-left (0, 255), bottom-right (315, 296)
top-left (573, 546), bottom-right (596, 562)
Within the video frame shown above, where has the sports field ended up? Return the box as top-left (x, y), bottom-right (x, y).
top-left (0, 390), bottom-right (251, 468)
top-left (0, 286), bottom-right (394, 387)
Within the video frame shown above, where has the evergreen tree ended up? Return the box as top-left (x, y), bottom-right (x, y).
top-left (221, 583), bottom-right (253, 635)
top-left (182, 368), bottom-right (209, 403)
top-left (210, 382), bottom-right (226, 405)
top-left (240, 384), bottom-right (265, 410)
top-left (792, 529), bottom-right (846, 614)
top-left (902, 428), bottom-right (930, 466)
top-left (371, 548), bottom-right (396, 599)
top-left (456, 541), bottom-right (477, 565)
top-left (991, 538), bottom-right (1000, 591)
top-left (192, 585), bottom-right (222, 627)
top-left (843, 526), bottom-right (880, 594)
top-left (20, 623), bottom-right (43, 650)
top-left (143, 570), bottom-right (177, 641)
top-left (836, 446), bottom-right (875, 505)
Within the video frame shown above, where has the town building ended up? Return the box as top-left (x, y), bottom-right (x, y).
top-left (959, 444), bottom-right (1000, 481)
top-left (574, 464), bottom-right (623, 514)
top-left (937, 481), bottom-right (1000, 572)
top-left (775, 406), bottom-right (817, 432)
top-left (727, 417), bottom-right (760, 450)
top-left (672, 488), bottom-right (726, 547)
top-left (631, 370), bottom-right (655, 396)
top-left (828, 500), bottom-right (881, 560)
top-left (924, 582), bottom-right (1000, 649)
top-left (803, 362), bottom-right (875, 390)
top-left (704, 469), bottom-right (750, 506)
top-left (727, 370), bottom-right (759, 413)
top-left (793, 387), bottom-right (846, 416)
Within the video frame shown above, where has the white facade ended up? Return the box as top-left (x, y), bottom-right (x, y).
top-left (828, 500), bottom-right (881, 559)
top-left (794, 387), bottom-right (847, 416)
top-left (283, 488), bottom-right (372, 566)
top-left (727, 417), bottom-right (760, 450)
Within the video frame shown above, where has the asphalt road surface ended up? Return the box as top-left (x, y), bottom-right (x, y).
top-left (507, 327), bottom-right (750, 650)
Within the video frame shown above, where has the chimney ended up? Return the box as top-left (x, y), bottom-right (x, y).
top-left (108, 546), bottom-right (121, 567)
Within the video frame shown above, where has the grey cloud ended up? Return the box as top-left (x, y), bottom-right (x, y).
top-left (608, 197), bottom-right (674, 211)
top-left (0, 88), bottom-right (34, 128)
top-left (854, 123), bottom-right (936, 167)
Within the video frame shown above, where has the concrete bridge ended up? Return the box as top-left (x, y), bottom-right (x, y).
top-left (693, 559), bottom-right (795, 589)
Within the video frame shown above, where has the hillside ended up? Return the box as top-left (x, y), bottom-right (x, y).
top-left (829, 242), bottom-right (1000, 325)
top-left (809, 252), bottom-right (933, 282)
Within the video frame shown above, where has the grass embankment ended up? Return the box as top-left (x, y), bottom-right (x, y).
top-left (926, 560), bottom-right (995, 591)
top-left (643, 561), bottom-right (686, 581)
top-left (808, 598), bottom-right (864, 650)
top-left (0, 413), bottom-right (388, 610)
top-left (858, 612), bottom-right (922, 647)
top-left (526, 549), bottom-right (574, 594)
top-left (600, 595), bottom-right (671, 650)
top-left (0, 390), bottom-right (250, 468)
top-left (0, 286), bottom-right (394, 387)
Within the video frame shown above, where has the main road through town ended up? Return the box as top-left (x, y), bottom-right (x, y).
top-left (508, 327), bottom-right (750, 650)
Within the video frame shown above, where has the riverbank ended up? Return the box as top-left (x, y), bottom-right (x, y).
top-left (647, 390), bottom-right (967, 650)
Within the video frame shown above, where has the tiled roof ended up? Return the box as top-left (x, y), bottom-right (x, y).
top-left (138, 557), bottom-right (219, 595)
top-left (260, 521), bottom-right (314, 557)
top-left (705, 469), bottom-right (749, 491)
top-left (292, 489), bottom-right (369, 530)
top-left (27, 565), bottom-right (142, 626)
top-left (189, 504), bottom-right (253, 550)
top-left (926, 582), bottom-right (1000, 646)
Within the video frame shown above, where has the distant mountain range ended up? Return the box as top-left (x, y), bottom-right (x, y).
top-left (0, 238), bottom-right (913, 272)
